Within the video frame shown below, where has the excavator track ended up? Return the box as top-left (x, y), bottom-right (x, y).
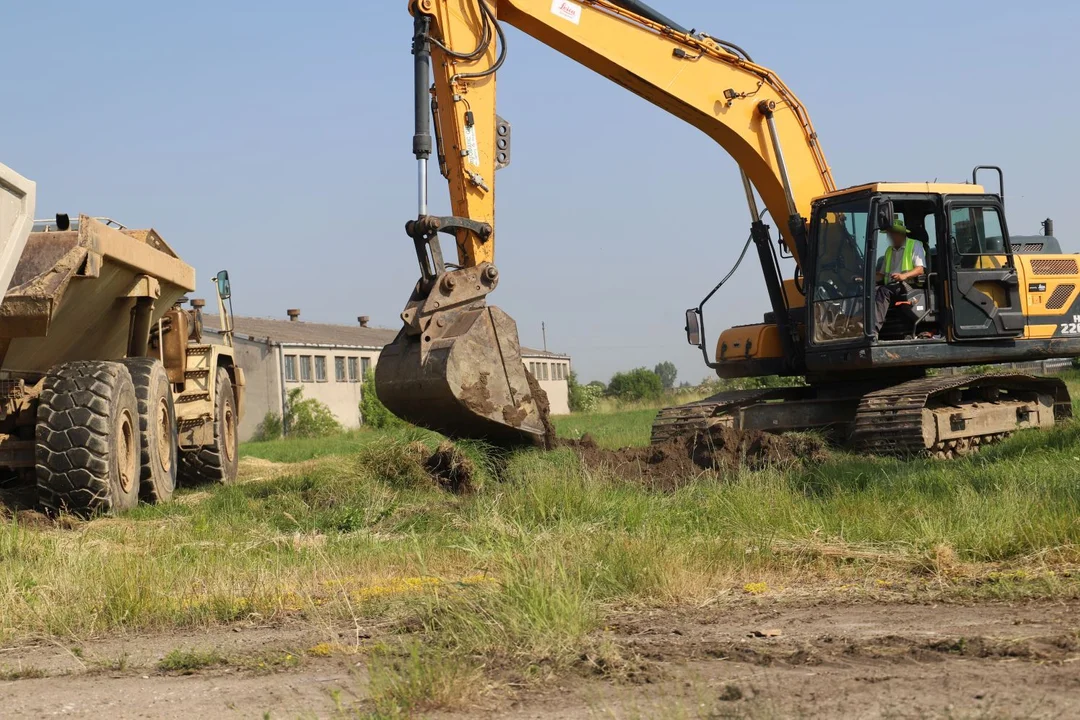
top-left (651, 388), bottom-right (788, 444)
top-left (652, 373), bottom-right (1072, 459)
top-left (850, 373), bottom-right (1071, 457)
top-left (650, 386), bottom-right (841, 445)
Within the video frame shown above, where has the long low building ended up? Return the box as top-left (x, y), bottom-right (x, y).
top-left (203, 310), bottom-right (571, 441)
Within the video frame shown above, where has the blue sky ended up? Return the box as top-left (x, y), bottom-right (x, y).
top-left (3, 1), bottom-right (1077, 383)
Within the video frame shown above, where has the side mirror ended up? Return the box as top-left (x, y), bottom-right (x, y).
top-left (215, 270), bottom-right (231, 300)
top-left (877, 203), bottom-right (895, 231)
top-left (685, 309), bottom-right (702, 347)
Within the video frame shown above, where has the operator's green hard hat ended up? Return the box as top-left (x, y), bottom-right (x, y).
top-left (887, 219), bottom-right (913, 236)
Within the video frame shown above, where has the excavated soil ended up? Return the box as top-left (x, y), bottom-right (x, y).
top-left (424, 441), bottom-right (477, 494)
top-left (565, 426), bottom-right (827, 489)
top-left (525, 369), bottom-right (558, 450)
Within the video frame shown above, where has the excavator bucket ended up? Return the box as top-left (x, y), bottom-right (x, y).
top-left (375, 275), bottom-right (547, 446)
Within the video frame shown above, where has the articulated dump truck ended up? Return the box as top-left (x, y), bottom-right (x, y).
top-left (0, 162), bottom-right (244, 516)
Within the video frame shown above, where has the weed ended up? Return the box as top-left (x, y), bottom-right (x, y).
top-left (94, 652), bottom-right (130, 672)
top-left (241, 651), bottom-right (303, 674)
top-left (0, 665), bottom-right (46, 681)
top-left (366, 640), bottom-right (482, 717)
top-left (158, 648), bottom-right (226, 674)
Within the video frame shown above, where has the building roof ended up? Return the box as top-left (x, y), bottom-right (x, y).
top-left (203, 314), bottom-right (569, 359)
top-left (521, 347), bottom-right (571, 360)
top-left (203, 315), bottom-right (397, 349)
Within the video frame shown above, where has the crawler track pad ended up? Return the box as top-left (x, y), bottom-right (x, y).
top-left (375, 305), bottom-right (546, 446)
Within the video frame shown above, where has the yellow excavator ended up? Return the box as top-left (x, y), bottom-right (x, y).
top-left (377, 0), bottom-right (1078, 456)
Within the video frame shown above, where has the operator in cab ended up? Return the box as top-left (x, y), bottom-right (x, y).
top-left (873, 219), bottom-right (925, 337)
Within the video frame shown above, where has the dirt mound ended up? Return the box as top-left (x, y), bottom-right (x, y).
top-left (564, 426), bottom-right (826, 489)
top-left (423, 442), bottom-right (476, 495)
top-left (4, 508), bottom-right (80, 530)
top-left (566, 435), bottom-right (700, 490)
top-left (688, 425), bottom-right (828, 471)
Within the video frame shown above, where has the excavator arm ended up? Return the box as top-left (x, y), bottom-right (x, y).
top-left (376, 0), bottom-right (837, 444)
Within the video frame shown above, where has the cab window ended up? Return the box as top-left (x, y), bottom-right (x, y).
top-left (949, 206), bottom-right (1006, 258)
top-left (812, 199), bottom-right (869, 344)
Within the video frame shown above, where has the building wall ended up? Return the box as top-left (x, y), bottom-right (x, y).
top-left (207, 335), bottom-right (383, 441)
top-left (207, 335), bottom-right (283, 443)
top-left (278, 345), bottom-right (382, 431)
top-left (524, 355), bottom-right (572, 415)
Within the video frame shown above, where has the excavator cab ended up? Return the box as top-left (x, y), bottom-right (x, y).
top-left (809, 190), bottom-right (946, 344)
top-left (804, 176), bottom-right (1031, 373)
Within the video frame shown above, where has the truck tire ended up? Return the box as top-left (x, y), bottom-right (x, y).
top-left (178, 366), bottom-right (238, 486)
top-left (122, 358), bottom-right (177, 504)
top-left (36, 361), bottom-right (141, 516)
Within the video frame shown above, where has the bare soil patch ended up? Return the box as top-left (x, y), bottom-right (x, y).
top-left (565, 426), bottom-right (828, 489)
top-left (454, 600), bottom-right (1080, 719)
top-left (0, 601), bottom-right (1075, 718)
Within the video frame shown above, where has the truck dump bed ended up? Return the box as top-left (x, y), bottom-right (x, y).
top-left (0, 162), bottom-right (36, 304)
top-left (0, 215), bottom-right (196, 373)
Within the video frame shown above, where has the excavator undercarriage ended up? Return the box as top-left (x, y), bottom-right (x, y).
top-left (652, 373), bottom-right (1071, 458)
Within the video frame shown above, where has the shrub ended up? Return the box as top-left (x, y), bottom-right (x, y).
top-left (606, 368), bottom-right (663, 401)
top-left (284, 387), bottom-right (341, 438)
top-left (568, 372), bottom-right (602, 413)
top-left (251, 412), bottom-right (283, 442)
top-left (361, 369), bottom-right (404, 429)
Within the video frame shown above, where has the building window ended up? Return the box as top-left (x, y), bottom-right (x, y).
top-left (284, 355), bottom-right (297, 382)
top-left (361, 357), bottom-right (372, 377)
top-left (528, 362), bottom-right (535, 376)
top-left (315, 356), bottom-right (327, 382)
top-left (543, 363), bottom-right (550, 381)
top-left (348, 357), bottom-right (359, 382)
top-left (335, 357), bottom-right (347, 382)
top-left (300, 355), bottom-right (313, 382)
top-left (555, 364), bottom-right (563, 381)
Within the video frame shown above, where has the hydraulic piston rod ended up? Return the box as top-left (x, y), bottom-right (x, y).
top-left (758, 101), bottom-right (798, 219)
top-left (412, 14), bottom-right (433, 217)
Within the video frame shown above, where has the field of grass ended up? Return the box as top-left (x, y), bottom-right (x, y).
top-left (2, 396), bottom-right (1080, 716)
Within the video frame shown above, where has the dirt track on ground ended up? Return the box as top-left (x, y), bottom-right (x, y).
top-left (1, 600), bottom-right (1076, 718)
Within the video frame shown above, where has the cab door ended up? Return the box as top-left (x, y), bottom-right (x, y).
top-left (945, 201), bottom-right (1024, 339)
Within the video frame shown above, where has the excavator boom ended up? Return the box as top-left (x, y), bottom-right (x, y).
top-left (377, 0), bottom-right (836, 443)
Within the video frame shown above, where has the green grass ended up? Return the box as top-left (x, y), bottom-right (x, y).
top-left (3, 402), bottom-right (1080, 714)
top-left (552, 408), bottom-right (659, 448)
top-left (242, 427), bottom-right (436, 463)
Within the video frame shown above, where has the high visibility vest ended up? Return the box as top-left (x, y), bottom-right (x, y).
top-left (884, 239), bottom-right (917, 274)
